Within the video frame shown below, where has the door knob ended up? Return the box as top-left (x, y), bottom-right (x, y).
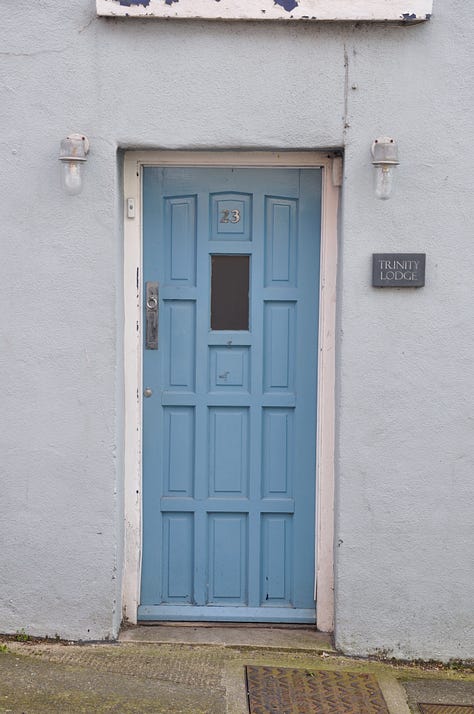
top-left (144, 387), bottom-right (153, 398)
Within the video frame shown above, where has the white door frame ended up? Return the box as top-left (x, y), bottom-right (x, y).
top-left (122, 150), bottom-right (339, 631)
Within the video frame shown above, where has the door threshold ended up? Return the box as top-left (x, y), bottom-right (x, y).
top-left (135, 621), bottom-right (317, 629)
top-left (137, 605), bottom-right (316, 624)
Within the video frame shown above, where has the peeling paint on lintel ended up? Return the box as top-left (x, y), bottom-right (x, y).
top-left (96, 0), bottom-right (434, 21)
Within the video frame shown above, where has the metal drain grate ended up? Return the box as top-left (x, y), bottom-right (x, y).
top-left (419, 706), bottom-right (474, 714)
top-left (246, 666), bottom-right (390, 713)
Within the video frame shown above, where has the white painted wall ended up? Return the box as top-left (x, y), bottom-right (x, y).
top-left (0, 1), bottom-right (472, 658)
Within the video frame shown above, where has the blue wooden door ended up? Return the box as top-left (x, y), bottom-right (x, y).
top-left (139, 167), bottom-right (321, 623)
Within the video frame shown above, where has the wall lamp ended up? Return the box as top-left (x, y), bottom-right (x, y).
top-left (371, 137), bottom-right (399, 200)
top-left (59, 134), bottom-right (89, 195)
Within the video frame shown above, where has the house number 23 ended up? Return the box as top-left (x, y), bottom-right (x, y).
top-left (220, 208), bottom-right (241, 224)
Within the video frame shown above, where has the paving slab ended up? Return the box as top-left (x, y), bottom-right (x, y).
top-left (416, 706), bottom-right (474, 714)
top-left (404, 680), bottom-right (474, 711)
top-left (119, 623), bottom-right (334, 652)
top-left (0, 647), bottom-right (224, 713)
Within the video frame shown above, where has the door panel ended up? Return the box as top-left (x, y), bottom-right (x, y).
top-left (140, 167), bottom-right (321, 622)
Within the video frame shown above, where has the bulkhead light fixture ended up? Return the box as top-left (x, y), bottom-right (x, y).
top-left (371, 137), bottom-right (399, 200)
top-left (59, 134), bottom-right (89, 195)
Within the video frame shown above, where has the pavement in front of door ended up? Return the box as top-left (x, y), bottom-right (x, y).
top-left (0, 625), bottom-right (473, 713)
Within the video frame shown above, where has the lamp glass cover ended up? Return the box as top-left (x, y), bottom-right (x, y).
top-left (61, 160), bottom-right (83, 195)
top-left (374, 165), bottom-right (396, 200)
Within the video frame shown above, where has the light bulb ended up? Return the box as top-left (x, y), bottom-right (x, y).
top-left (61, 160), bottom-right (83, 195)
top-left (374, 165), bottom-right (395, 200)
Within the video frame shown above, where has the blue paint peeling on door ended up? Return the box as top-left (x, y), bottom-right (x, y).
top-left (139, 168), bottom-right (321, 622)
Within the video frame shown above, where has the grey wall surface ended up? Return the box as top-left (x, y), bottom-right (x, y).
top-left (0, 1), bottom-right (472, 657)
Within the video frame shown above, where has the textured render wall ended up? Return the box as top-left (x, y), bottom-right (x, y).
top-left (334, 7), bottom-right (474, 660)
top-left (0, 2), bottom-right (472, 655)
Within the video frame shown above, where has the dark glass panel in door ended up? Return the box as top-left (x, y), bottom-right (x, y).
top-left (211, 255), bottom-right (250, 331)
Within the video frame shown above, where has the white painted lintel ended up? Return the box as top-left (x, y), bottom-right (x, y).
top-left (97, 0), bottom-right (433, 22)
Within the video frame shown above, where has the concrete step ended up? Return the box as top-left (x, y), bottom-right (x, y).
top-left (119, 623), bottom-right (334, 652)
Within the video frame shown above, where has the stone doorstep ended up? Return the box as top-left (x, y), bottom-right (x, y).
top-left (119, 623), bottom-right (335, 652)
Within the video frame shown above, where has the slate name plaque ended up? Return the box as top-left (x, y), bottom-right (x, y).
top-left (372, 253), bottom-right (426, 287)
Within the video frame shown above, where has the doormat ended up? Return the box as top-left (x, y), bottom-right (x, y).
top-left (245, 666), bottom-right (390, 713)
top-left (418, 706), bottom-right (474, 714)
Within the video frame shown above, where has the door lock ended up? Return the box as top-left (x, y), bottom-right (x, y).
top-left (145, 281), bottom-right (159, 350)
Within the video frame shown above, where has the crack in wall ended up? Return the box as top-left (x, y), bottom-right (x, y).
top-left (343, 44), bottom-right (350, 134)
top-left (0, 48), bottom-right (68, 58)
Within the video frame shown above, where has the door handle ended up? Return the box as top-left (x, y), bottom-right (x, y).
top-left (145, 281), bottom-right (159, 350)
